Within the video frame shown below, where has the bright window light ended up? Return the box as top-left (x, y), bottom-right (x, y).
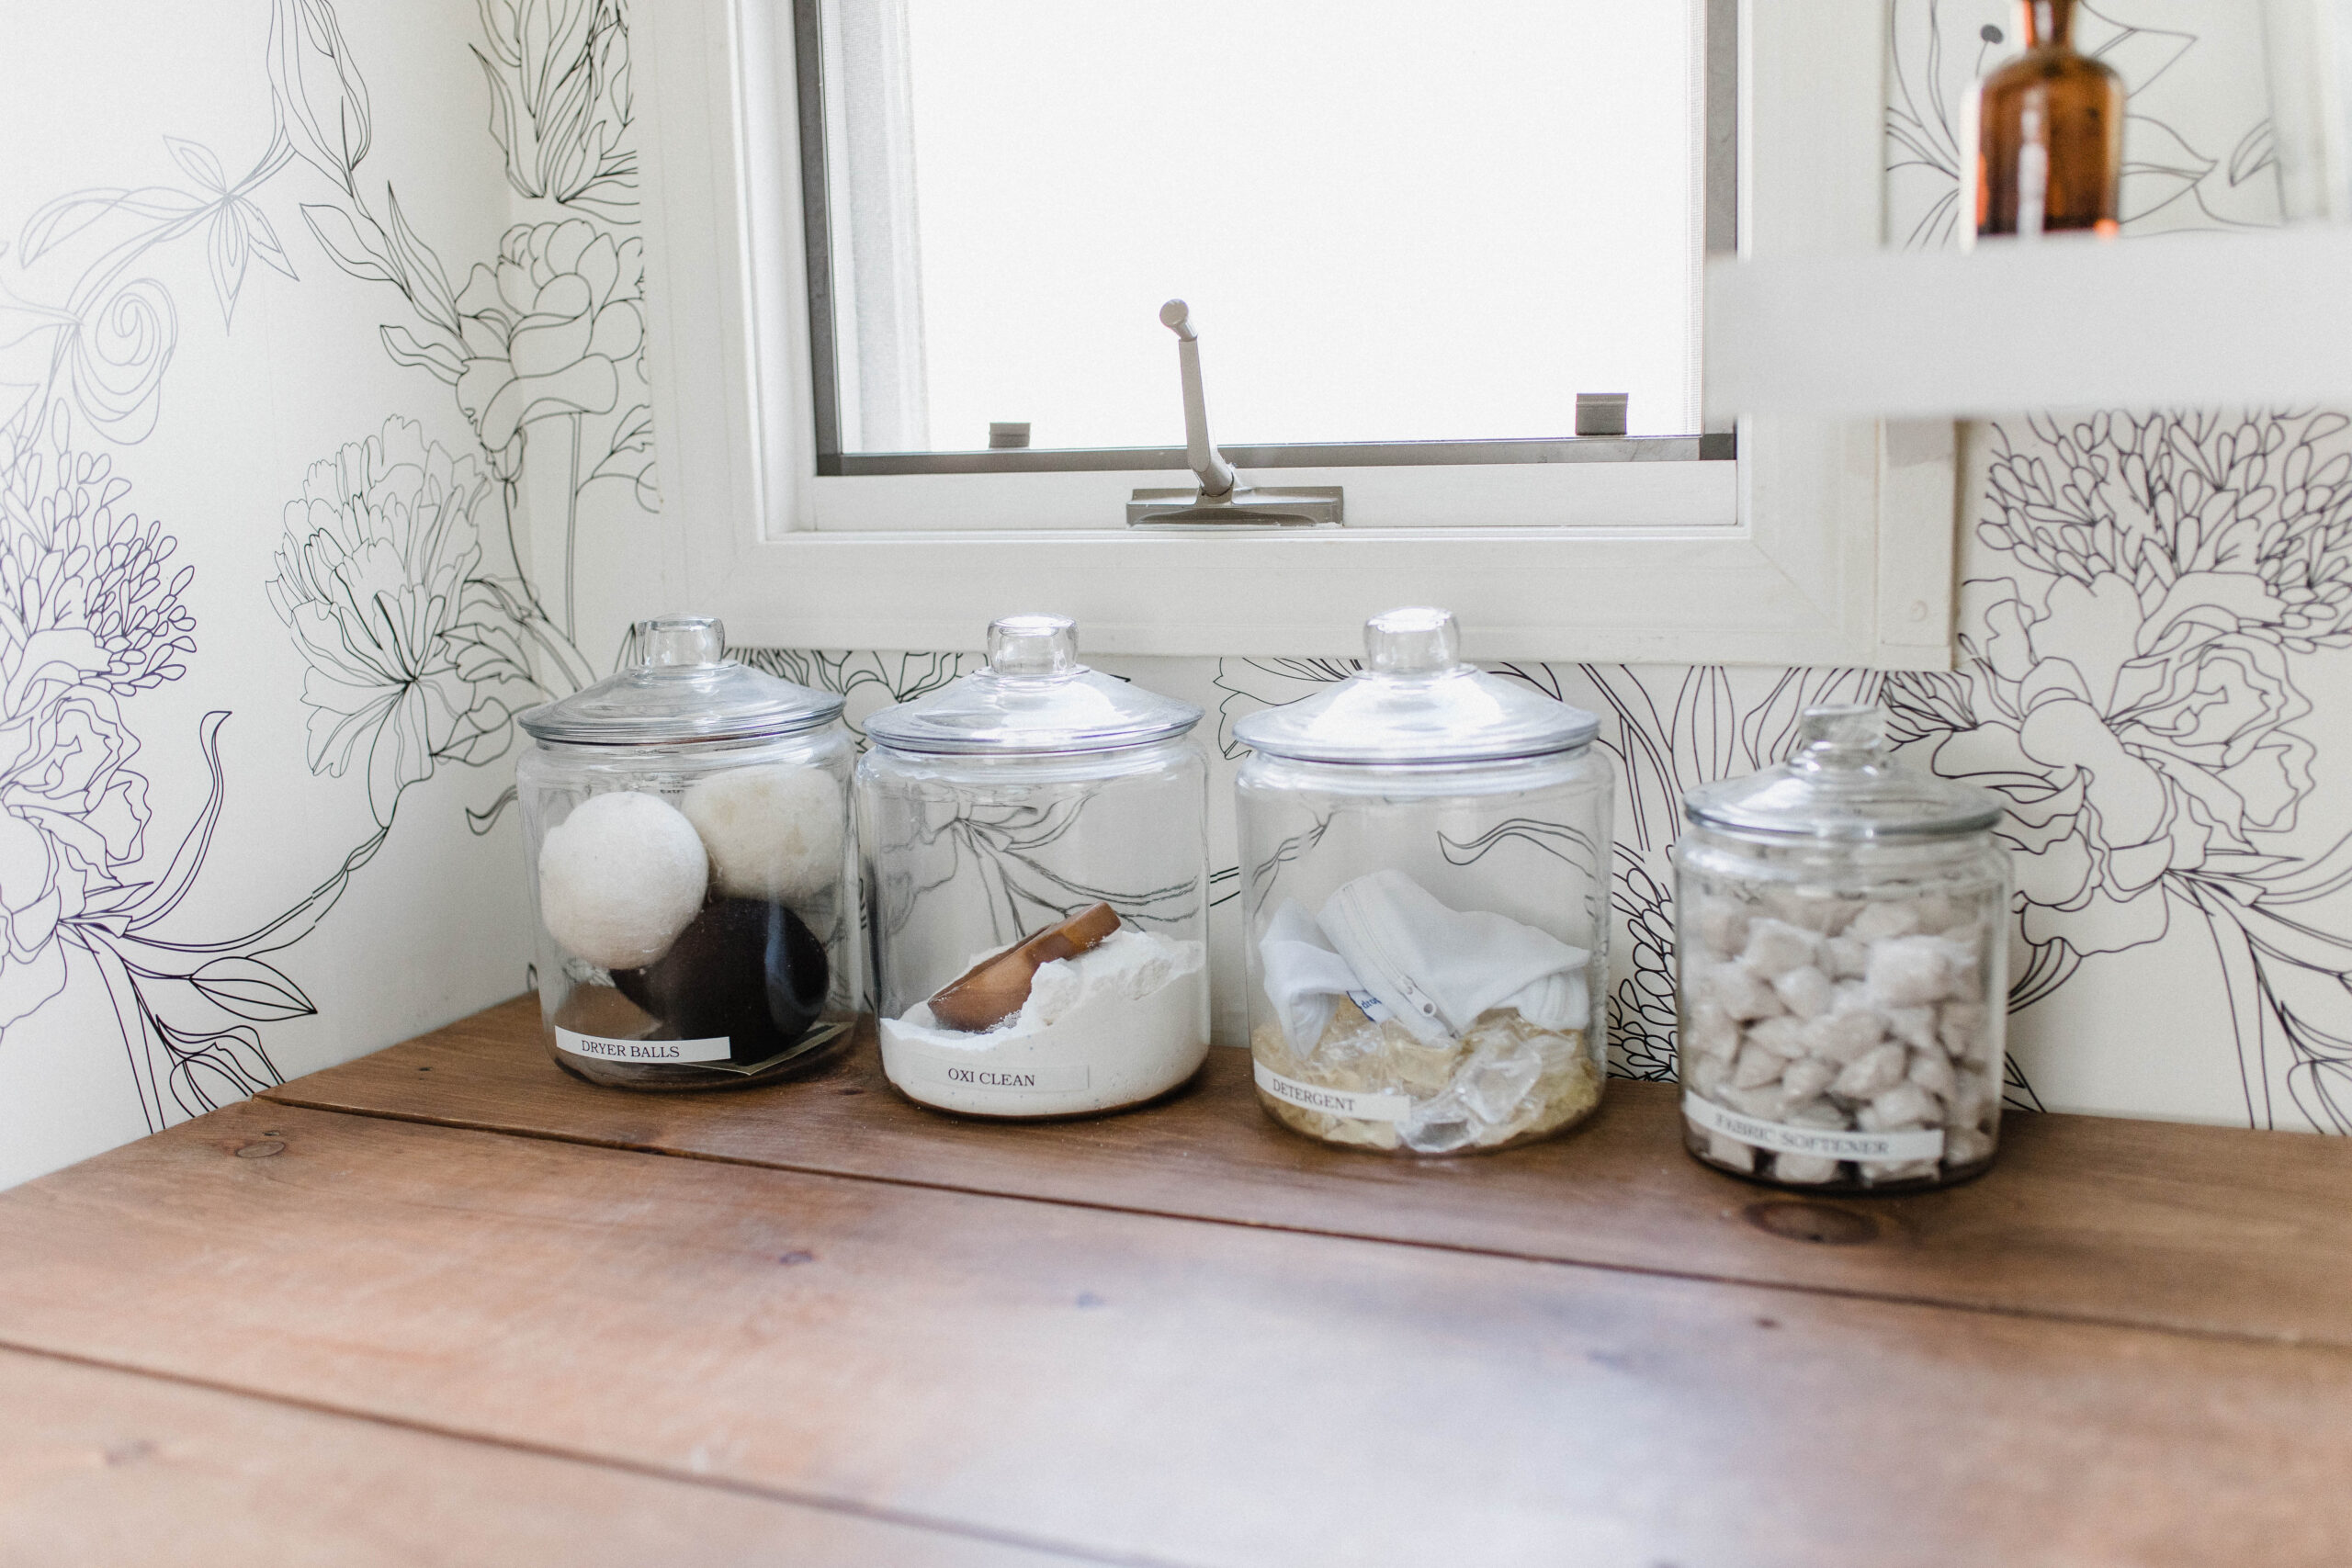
top-left (823, 0), bottom-right (1703, 452)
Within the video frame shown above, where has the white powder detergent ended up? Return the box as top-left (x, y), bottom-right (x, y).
top-left (880, 929), bottom-right (1208, 1115)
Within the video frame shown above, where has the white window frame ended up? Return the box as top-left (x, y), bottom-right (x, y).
top-left (636, 0), bottom-right (1955, 667)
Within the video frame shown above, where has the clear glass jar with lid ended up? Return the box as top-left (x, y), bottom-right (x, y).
top-left (515, 615), bottom-right (858, 1089)
top-left (1675, 703), bottom-right (2011, 1190)
top-left (855, 615), bottom-right (1211, 1118)
top-left (1233, 607), bottom-right (1613, 1155)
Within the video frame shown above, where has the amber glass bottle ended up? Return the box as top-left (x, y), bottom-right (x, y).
top-left (1972, 0), bottom-right (2123, 240)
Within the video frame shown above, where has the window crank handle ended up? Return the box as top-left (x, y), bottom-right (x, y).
top-left (1160, 299), bottom-right (1238, 502)
top-left (1128, 300), bottom-right (1337, 526)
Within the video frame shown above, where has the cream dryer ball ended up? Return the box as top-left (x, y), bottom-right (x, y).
top-left (680, 763), bottom-right (842, 903)
top-left (538, 791), bottom-right (709, 970)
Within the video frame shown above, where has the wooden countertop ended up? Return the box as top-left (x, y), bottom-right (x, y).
top-left (3, 996), bottom-right (2349, 1564)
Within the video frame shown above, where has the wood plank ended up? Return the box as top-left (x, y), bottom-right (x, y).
top-left (0, 1345), bottom-right (1065, 1567)
top-left (267, 995), bottom-right (2352, 1348)
top-left (2, 1100), bottom-right (2349, 1566)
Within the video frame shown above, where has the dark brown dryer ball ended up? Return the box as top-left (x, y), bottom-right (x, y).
top-left (614, 898), bottom-right (830, 1064)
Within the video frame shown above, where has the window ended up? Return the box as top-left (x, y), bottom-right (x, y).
top-left (814, 0), bottom-right (1710, 460)
top-left (636, 0), bottom-right (1956, 666)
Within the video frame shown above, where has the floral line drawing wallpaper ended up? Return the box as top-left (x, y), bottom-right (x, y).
top-left (757, 0), bottom-right (2352, 1135)
top-left (271, 0), bottom-right (649, 840)
top-left (0, 23), bottom-right (318, 1125)
top-left (1893, 412), bottom-right (2352, 1134)
top-left (0, 0), bottom-right (654, 1145)
top-left (1875, 0), bottom-right (2352, 1134)
top-left (1886, 0), bottom-right (2280, 249)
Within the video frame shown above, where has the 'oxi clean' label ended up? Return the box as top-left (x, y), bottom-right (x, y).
top-left (898, 1050), bottom-right (1091, 1094)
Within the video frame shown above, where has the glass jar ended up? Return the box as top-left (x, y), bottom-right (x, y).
top-left (1233, 607), bottom-right (1612, 1155)
top-left (856, 615), bottom-right (1211, 1118)
top-left (1674, 704), bottom-right (2011, 1190)
top-left (515, 616), bottom-right (858, 1089)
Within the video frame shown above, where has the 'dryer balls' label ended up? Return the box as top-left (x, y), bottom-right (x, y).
top-left (899, 1052), bottom-right (1091, 1094)
top-left (556, 1027), bottom-right (732, 1065)
top-left (1253, 1061), bottom-right (1412, 1123)
top-left (1683, 1093), bottom-right (1947, 1162)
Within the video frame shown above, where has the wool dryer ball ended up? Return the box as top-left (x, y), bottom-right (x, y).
top-left (538, 791), bottom-right (709, 970)
top-left (680, 764), bottom-right (842, 903)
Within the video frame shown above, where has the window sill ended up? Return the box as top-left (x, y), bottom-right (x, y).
top-left (690, 419), bottom-right (1946, 667)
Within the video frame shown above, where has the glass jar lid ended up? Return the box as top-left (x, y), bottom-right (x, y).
top-left (1683, 703), bottom-right (2002, 840)
top-left (1230, 607), bottom-right (1599, 765)
top-left (862, 615), bottom-right (1202, 755)
top-left (517, 615), bottom-right (843, 746)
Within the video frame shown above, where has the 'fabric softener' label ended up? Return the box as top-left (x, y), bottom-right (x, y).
top-left (1683, 1093), bottom-right (1946, 1162)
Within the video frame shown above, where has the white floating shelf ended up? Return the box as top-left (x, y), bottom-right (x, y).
top-left (1704, 225), bottom-right (2352, 420)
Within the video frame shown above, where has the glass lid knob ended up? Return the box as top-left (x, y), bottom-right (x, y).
top-left (1792, 703), bottom-right (1892, 770)
top-left (1363, 606), bottom-right (1460, 673)
top-left (636, 615), bottom-right (726, 668)
top-left (988, 614), bottom-right (1078, 677)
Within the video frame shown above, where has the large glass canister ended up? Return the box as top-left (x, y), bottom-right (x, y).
top-left (1233, 607), bottom-right (1613, 1155)
top-left (1674, 704), bottom-right (2011, 1190)
top-left (856, 615), bottom-right (1211, 1118)
top-left (516, 616), bottom-right (858, 1089)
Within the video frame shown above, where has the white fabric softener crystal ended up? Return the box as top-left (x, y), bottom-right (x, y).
top-left (1680, 884), bottom-right (2003, 1183)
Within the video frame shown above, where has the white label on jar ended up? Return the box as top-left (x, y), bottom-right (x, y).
top-left (1684, 1093), bottom-right (1947, 1162)
top-left (1254, 1061), bottom-right (1412, 1123)
top-left (899, 1051), bottom-right (1091, 1093)
top-left (557, 1027), bottom-right (733, 1065)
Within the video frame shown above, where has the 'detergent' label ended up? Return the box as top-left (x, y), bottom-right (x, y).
top-left (1253, 1061), bottom-right (1412, 1123)
top-left (1683, 1093), bottom-right (1946, 1162)
top-left (901, 1052), bottom-right (1090, 1093)
top-left (557, 1027), bottom-right (732, 1065)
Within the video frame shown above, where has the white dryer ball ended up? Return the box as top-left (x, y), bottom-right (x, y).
top-left (680, 763), bottom-right (843, 903)
top-left (537, 791), bottom-right (709, 970)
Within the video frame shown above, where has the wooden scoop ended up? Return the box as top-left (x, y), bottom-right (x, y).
top-left (926, 903), bottom-right (1123, 1032)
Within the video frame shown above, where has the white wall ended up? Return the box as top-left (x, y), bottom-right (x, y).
top-left (0, 0), bottom-right (661, 1185)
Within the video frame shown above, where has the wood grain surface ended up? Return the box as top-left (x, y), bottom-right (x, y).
top-left (1, 1097), bottom-right (2347, 1567)
top-left (266, 995), bottom-right (2352, 1348)
top-left (0, 1345), bottom-right (1063, 1567)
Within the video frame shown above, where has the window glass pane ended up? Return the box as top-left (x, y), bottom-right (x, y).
top-left (820, 0), bottom-right (1702, 452)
